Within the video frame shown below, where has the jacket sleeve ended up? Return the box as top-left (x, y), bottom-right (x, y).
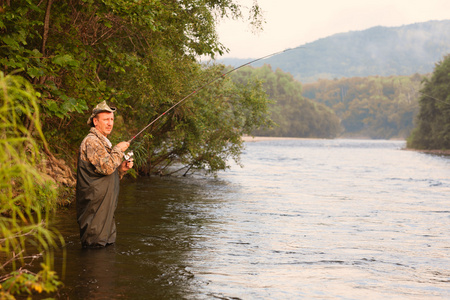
top-left (85, 138), bottom-right (124, 176)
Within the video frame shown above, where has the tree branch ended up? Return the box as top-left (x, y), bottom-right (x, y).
top-left (41, 0), bottom-right (53, 56)
top-left (39, 0), bottom-right (53, 85)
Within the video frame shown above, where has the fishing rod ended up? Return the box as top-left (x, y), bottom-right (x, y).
top-left (127, 45), bottom-right (304, 144)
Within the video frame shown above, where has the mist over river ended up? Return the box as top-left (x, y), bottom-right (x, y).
top-left (52, 139), bottom-right (450, 299)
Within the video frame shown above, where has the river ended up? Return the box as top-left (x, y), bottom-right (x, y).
top-left (52, 139), bottom-right (450, 299)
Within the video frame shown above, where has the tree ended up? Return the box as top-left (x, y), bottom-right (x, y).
top-left (232, 65), bottom-right (341, 138)
top-left (407, 55), bottom-right (450, 149)
top-left (0, 0), bottom-right (270, 175)
top-left (303, 75), bottom-right (423, 138)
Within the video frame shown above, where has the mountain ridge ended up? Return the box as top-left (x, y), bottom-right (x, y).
top-left (218, 20), bottom-right (450, 83)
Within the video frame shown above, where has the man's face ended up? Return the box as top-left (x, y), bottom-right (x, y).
top-left (93, 112), bottom-right (114, 136)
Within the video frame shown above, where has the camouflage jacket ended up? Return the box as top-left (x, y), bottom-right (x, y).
top-left (79, 127), bottom-right (126, 179)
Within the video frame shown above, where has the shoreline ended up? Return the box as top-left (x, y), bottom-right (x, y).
top-left (241, 136), bottom-right (319, 142)
top-left (241, 136), bottom-right (450, 155)
top-left (240, 136), bottom-right (403, 142)
top-left (403, 148), bottom-right (450, 155)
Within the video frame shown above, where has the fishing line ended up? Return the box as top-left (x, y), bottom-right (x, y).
top-left (421, 93), bottom-right (450, 106)
top-left (127, 45), bottom-right (304, 143)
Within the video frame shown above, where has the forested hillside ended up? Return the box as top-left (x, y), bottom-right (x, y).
top-left (221, 20), bottom-right (450, 83)
top-left (230, 65), bottom-right (425, 139)
top-left (303, 74), bottom-right (424, 138)
top-left (231, 66), bottom-right (341, 138)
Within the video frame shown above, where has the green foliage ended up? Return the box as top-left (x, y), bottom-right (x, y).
top-left (122, 63), bottom-right (273, 175)
top-left (407, 55), bottom-right (450, 149)
top-left (231, 65), bottom-right (341, 138)
top-left (0, 0), bottom-right (267, 175)
top-left (0, 72), bottom-right (63, 299)
top-left (303, 74), bottom-right (424, 138)
top-left (1, 263), bottom-right (62, 297)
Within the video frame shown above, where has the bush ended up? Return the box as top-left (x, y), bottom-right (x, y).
top-left (0, 72), bottom-right (63, 299)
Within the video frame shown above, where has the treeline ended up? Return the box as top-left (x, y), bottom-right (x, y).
top-left (407, 55), bottom-right (450, 150)
top-left (303, 74), bottom-right (424, 138)
top-left (231, 65), bottom-right (341, 138)
top-left (228, 65), bottom-right (426, 139)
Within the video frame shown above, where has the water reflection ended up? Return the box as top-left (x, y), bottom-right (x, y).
top-left (71, 247), bottom-right (120, 299)
top-left (53, 176), bottom-right (215, 299)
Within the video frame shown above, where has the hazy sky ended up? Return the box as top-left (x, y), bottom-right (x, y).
top-left (217, 0), bottom-right (450, 58)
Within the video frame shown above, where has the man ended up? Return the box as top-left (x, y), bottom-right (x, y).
top-left (76, 100), bottom-right (133, 248)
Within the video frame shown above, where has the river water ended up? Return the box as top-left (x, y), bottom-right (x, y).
top-left (52, 139), bottom-right (450, 299)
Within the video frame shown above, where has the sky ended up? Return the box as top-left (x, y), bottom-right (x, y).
top-left (217, 0), bottom-right (450, 59)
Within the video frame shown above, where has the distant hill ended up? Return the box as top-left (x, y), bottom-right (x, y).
top-left (219, 20), bottom-right (450, 83)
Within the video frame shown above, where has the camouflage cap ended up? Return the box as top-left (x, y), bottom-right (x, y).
top-left (87, 100), bottom-right (117, 125)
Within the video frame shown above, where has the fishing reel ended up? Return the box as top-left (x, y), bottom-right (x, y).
top-left (124, 150), bottom-right (134, 162)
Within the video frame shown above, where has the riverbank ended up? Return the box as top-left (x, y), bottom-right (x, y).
top-left (241, 136), bottom-right (406, 142)
top-left (241, 136), bottom-right (319, 142)
top-left (404, 148), bottom-right (450, 155)
top-left (242, 136), bottom-right (450, 156)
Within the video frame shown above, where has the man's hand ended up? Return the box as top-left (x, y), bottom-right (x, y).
top-left (120, 160), bottom-right (133, 173)
top-left (116, 141), bottom-right (130, 152)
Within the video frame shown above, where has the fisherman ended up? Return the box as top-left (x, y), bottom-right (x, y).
top-left (76, 100), bottom-right (133, 248)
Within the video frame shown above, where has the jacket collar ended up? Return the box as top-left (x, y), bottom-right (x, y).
top-left (90, 127), bottom-right (112, 149)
